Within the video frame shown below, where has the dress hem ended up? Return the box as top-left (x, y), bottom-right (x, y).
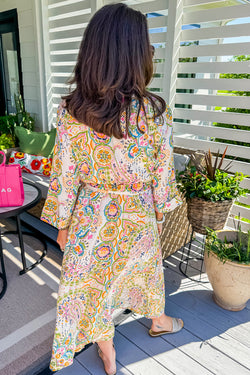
top-left (48, 306), bottom-right (164, 372)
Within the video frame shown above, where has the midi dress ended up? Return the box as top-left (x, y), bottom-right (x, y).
top-left (41, 98), bottom-right (182, 371)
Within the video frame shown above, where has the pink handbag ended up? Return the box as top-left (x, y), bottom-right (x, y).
top-left (0, 150), bottom-right (24, 207)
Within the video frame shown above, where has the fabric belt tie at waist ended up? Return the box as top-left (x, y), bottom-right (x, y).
top-left (84, 183), bottom-right (152, 195)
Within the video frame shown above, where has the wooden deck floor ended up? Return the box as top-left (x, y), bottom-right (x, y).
top-left (57, 241), bottom-right (250, 375)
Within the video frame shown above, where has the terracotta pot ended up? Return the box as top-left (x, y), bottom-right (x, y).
top-left (204, 230), bottom-right (250, 311)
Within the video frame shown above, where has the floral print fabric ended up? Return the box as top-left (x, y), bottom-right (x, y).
top-left (41, 98), bottom-right (182, 371)
top-left (9, 151), bottom-right (52, 176)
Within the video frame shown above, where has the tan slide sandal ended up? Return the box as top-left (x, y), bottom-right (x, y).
top-left (149, 317), bottom-right (184, 337)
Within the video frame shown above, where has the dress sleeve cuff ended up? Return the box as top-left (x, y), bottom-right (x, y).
top-left (40, 214), bottom-right (71, 230)
top-left (154, 195), bottom-right (183, 214)
top-left (57, 218), bottom-right (71, 230)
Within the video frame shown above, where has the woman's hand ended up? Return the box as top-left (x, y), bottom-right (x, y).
top-left (157, 223), bottom-right (163, 236)
top-left (155, 210), bottom-right (164, 236)
top-left (57, 228), bottom-right (69, 252)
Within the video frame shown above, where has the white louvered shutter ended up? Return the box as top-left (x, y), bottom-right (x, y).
top-left (46, 0), bottom-right (250, 229)
top-left (47, 0), bottom-right (94, 124)
top-left (173, 0), bottom-right (250, 230)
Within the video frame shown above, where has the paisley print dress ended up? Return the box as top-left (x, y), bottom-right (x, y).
top-left (41, 98), bottom-right (182, 371)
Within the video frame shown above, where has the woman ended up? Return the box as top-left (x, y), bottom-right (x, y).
top-left (41, 3), bottom-right (183, 374)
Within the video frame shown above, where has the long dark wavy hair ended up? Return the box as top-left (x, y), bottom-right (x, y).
top-left (63, 3), bottom-right (166, 139)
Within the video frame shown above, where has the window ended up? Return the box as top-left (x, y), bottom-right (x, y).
top-left (0, 9), bottom-right (23, 115)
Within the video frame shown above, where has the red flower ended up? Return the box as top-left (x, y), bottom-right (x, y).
top-left (9, 157), bottom-right (15, 163)
top-left (15, 152), bottom-right (24, 159)
top-left (42, 163), bottom-right (51, 171)
top-left (31, 159), bottom-right (41, 170)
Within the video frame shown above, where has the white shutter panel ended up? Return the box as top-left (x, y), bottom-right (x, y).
top-left (46, 0), bottom-right (250, 228)
top-left (48, 0), bottom-right (94, 122)
top-left (174, 0), bottom-right (250, 228)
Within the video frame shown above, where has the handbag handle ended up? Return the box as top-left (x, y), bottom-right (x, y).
top-left (0, 151), bottom-right (6, 166)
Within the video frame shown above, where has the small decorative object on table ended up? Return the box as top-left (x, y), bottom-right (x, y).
top-left (0, 150), bottom-right (24, 207)
top-left (8, 151), bottom-right (53, 177)
top-left (205, 227), bottom-right (250, 311)
top-left (177, 147), bottom-right (248, 281)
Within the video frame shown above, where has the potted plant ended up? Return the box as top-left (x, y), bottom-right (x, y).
top-left (0, 94), bottom-right (34, 140)
top-left (0, 94), bottom-right (35, 161)
top-left (204, 227), bottom-right (250, 311)
top-left (177, 147), bottom-right (248, 234)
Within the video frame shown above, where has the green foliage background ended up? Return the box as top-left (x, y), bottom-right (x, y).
top-left (213, 55), bottom-right (250, 150)
top-left (0, 95), bottom-right (34, 150)
top-left (213, 55), bottom-right (250, 223)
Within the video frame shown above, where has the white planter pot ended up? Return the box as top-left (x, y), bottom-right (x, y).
top-left (204, 230), bottom-right (250, 311)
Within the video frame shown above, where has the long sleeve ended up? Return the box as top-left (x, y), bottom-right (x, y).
top-left (41, 104), bottom-right (80, 229)
top-left (152, 108), bottom-right (182, 214)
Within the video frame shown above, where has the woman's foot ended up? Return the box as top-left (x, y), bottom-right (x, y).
top-left (150, 313), bottom-right (184, 336)
top-left (96, 339), bottom-right (116, 375)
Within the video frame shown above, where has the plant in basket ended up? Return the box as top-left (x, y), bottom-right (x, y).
top-left (177, 147), bottom-right (248, 234)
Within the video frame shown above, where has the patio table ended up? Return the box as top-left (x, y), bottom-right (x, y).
top-left (0, 181), bottom-right (47, 299)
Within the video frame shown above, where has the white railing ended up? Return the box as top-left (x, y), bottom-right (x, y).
top-left (44, 0), bottom-right (250, 230)
top-left (173, 0), bottom-right (250, 230)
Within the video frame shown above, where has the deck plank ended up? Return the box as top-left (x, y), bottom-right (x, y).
top-left (137, 316), bottom-right (250, 375)
top-left (56, 359), bottom-right (91, 374)
top-left (164, 259), bottom-right (212, 289)
top-left (114, 331), bottom-right (173, 375)
top-left (165, 267), bottom-right (250, 347)
top-left (158, 298), bottom-right (250, 370)
top-left (117, 315), bottom-right (213, 375)
top-left (76, 343), bottom-right (133, 375)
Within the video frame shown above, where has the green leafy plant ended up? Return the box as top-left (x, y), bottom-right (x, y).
top-left (0, 94), bottom-right (34, 147)
top-left (0, 134), bottom-right (15, 150)
top-left (205, 227), bottom-right (250, 265)
top-left (0, 114), bottom-right (17, 136)
top-left (213, 55), bottom-right (250, 153)
top-left (14, 94), bottom-right (34, 131)
top-left (177, 147), bottom-right (248, 202)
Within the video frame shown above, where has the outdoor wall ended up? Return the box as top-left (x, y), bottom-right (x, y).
top-left (0, 0), bottom-right (44, 130)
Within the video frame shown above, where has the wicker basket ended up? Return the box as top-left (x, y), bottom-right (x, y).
top-left (187, 197), bottom-right (233, 235)
top-left (160, 193), bottom-right (192, 259)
